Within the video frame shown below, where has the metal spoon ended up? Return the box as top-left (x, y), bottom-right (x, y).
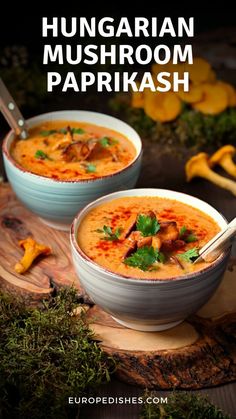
top-left (0, 78), bottom-right (28, 139)
top-left (194, 217), bottom-right (236, 263)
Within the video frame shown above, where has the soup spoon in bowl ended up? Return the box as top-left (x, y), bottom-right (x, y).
top-left (0, 78), bottom-right (28, 139)
top-left (194, 217), bottom-right (236, 264)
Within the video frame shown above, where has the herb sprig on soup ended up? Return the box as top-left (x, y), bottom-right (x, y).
top-left (11, 121), bottom-right (136, 180)
top-left (77, 197), bottom-right (220, 280)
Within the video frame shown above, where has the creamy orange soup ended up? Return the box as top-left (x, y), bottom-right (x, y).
top-left (77, 197), bottom-right (220, 280)
top-left (11, 121), bottom-right (136, 180)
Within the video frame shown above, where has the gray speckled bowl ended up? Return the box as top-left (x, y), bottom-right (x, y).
top-left (70, 189), bottom-right (230, 331)
top-left (2, 111), bottom-right (142, 231)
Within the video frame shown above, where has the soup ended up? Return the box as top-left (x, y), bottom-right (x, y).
top-left (11, 121), bottom-right (136, 180)
top-left (77, 196), bottom-right (220, 280)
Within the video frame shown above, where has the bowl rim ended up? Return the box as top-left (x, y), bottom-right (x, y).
top-left (70, 188), bottom-right (230, 284)
top-left (2, 110), bottom-right (142, 184)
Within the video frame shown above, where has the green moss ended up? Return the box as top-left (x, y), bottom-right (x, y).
top-left (0, 288), bottom-right (114, 419)
top-left (140, 392), bottom-right (231, 419)
top-left (110, 94), bottom-right (236, 150)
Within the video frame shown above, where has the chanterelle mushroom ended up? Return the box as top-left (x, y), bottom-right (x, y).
top-left (15, 237), bottom-right (52, 274)
top-left (185, 152), bottom-right (236, 196)
top-left (209, 145), bottom-right (236, 178)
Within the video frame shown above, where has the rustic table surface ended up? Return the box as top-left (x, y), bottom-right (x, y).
top-left (1, 129), bottom-right (236, 419)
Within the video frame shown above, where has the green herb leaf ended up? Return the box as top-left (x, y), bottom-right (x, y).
top-left (136, 214), bottom-right (160, 237)
top-left (185, 234), bottom-right (197, 243)
top-left (35, 150), bottom-right (52, 161)
top-left (178, 247), bottom-right (199, 263)
top-left (179, 225), bottom-right (197, 243)
top-left (179, 226), bottom-right (187, 237)
top-left (124, 246), bottom-right (164, 271)
top-left (86, 163), bottom-right (96, 173)
top-left (158, 252), bottom-right (166, 263)
top-left (99, 137), bottom-right (119, 148)
top-left (71, 128), bottom-right (85, 134)
top-left (59, 127), bottom-right (68, 134)
top-left (40, 129), bottom-right (57, 137)
top-left (96, 225), bottom-right (122, 241)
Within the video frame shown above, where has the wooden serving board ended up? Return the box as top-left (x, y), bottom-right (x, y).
top-left (1, 184), bottom-right (236, 389)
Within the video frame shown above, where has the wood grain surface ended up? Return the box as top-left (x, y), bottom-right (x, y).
top-left (1, 184), bottom-right (236, 396)
top-left (87, 263), bottom-right (236, 390)
top-left (0, 183), bottom-right (85, 303)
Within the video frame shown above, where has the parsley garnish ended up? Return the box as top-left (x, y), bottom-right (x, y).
top-left (185, 234), bottom-right (198, 243)
top-left (136, 214), bottom-right (160, 237)
top-left (179, 225), bottom-right (197, 243)
top-left (178, 248), bottom-right (199, 263)
top-left (86, 163), bottom-right (96, 173)
top-left (35, 150), bottom-right (52, 160)
top-left (179, 226), bottom-right (187, 237)
top-left (40, 128), bottom-right (85, 136)
top-left (59, 128), bottom-right (68, 134)
top-left (124, 246), bottom-right (164, 271)
top-left (71, 128), bottom-right (85, 134)
top-left (99, 137), bottom-right (119, 148)
top-left (40, 130), bottom-right (57, 137)
top-left (96, 225), bottom-right (122, 241)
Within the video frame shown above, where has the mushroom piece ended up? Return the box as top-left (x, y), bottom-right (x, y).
top-left (122, 231), bottom-right (153, 258)
top-left (15, 237), bottom-right (52, 274)
top-left (62, 139), bottom-right (99, 162)
top-left (119, 213), bottom-right (137, 240)
top-left (158, 221), bottom-right (179, 242)
top-left (209, 145), bottom-right (236, 178)
top-left (185, 152), bottom-right (236, 197)
top-left (52, 131), bottom-right (73, 151)
top-left (137, 236), bottom-right (152, 248)
top-left (152, 235), bottom-right (162, 250)
top-left (170, 256), bottom-right (184, 270)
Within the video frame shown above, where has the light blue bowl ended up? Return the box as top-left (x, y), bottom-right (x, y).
top-left (71, 188), bottom-right (230, 331)
top-left (3, 111), bottom-right (142, 230)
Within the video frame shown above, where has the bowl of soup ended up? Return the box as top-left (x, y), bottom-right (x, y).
top-left (70, 188), bottom-right (230, 331)
top-left (2, 111), bottom-right (142, 230)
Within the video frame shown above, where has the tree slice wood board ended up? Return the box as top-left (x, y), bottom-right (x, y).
top-left (87, 264), bottom-right (236, 389)
top-left (0, 184), bottom-right (85, 303)
top-left (1, 184), bottom-right (236, 389)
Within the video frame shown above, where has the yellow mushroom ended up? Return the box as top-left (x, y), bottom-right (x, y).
top-left (144, 91), bottom-right (182, 122)
top-left (209, 145), bottom-right (236, 178)
top-left (192, 83), bottom-right (228, 115)
top-left (185, 152), bottom-right (236, 196)
top-left (15, 237), bottom-right (52, 274)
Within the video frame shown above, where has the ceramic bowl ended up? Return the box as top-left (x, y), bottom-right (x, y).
top-left (2, 111), bottom-right (142, 231)
top-left (70, 188), bottom-right (230, 331)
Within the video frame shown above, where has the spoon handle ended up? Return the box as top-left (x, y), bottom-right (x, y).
top-left (0, 78), bottom-right (28, 139)
top-left (197, 217), bottom-right (236, 263)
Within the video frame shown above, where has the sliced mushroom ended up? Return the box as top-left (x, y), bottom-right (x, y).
top-left (158, 221), bottom-right (179, 242)
top-left (62, 140), bottom-right (99, 162)
top-left (151, 235), bottom-right (162, 250)
top-left (170, 256), bottom-right (184, 270)
top-left (119, 214), bottom-right (137, 240)
top-left (137, 236), bottom-right (152, 248)
top-left (122, 231), bottom-right (152, 258)
top-left (123, 232), bottom-right (138, 258)
top-left (143, 210), bottom-right (156, 219)
top-left (52, 133), bottom-right (73, 151)
top-left (161, 239), bottom-right (186, 252)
